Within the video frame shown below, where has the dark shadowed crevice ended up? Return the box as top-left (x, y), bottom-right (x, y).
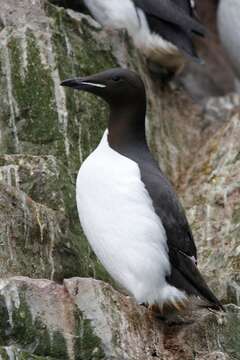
top-left (48, 0), bottom-right (89, 13)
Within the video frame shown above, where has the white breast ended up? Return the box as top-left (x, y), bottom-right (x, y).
top-left (76, 130), bottom-right (186, 305)
top-left (84, 0), bottom-right (139, 30)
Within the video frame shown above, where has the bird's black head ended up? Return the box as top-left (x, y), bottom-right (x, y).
top-left (61, 68), bottom-right (146, 109)
top-left (61, 68), bottom-right (147, 148)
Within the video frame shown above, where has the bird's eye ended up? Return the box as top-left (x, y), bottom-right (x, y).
top-left (112, 75), bottom-right (121, 82)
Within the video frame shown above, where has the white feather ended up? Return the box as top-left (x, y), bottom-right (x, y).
top-left (76, 130), bottom-right (186, 306)
top-left (218, 0), bottom-right (240, 88)
top-left (190, 0), bottom-right (195, 9)
top-left (83, 0), bottom-right (181, 67)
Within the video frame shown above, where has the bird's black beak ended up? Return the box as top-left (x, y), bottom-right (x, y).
top-left (60, 76), bottom-right (106, 91)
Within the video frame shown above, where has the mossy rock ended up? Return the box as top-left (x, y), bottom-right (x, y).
top-left (0, 0), bottom-right (120, 281)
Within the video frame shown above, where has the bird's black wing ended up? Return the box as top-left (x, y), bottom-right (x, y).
top-left (146, 15), bottom-right (200, 61)
top-left (131, 149), bottom-right (223, 310)
top-left (133, 0), bottom-right (204, 36)
top-left (139, 155), bottom-right (197, 259)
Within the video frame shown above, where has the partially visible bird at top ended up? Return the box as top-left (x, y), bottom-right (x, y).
top-left (218, 0), bottom-right (240, 93)
top-left (61, 68), bottom-right (224, 319)
top-left (83, 0), bottom-right (205, 73)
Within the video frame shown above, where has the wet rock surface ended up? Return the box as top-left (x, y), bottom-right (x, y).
top-left (0, 0), bottom-right (240, 359)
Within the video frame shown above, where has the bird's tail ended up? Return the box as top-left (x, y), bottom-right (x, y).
top-left (168, 248), bottom-right (224, 312)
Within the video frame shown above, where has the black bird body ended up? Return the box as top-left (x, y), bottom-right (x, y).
top-left (61, 68), bottom-right (223, 311)
top-left (134, 0), bottom-right (204, 60)
top-left (83, 0), bottom-right (205, 70)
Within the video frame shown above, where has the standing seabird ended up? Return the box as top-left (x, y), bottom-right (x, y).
top-left (83, 0), bottom-right (205, 71)
top-left (61, 68), bottom-right (223, 312)
top-left (218, 0), bottom-right (240, 93)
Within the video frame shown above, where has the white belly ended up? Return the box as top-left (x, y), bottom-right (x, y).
top-left (84, 0), bottom-right (139, 30)
top-left (76, 131), bottom-right (186, 305)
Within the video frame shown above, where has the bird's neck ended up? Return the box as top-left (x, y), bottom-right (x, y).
top-left (107, 102), bottom-right (147, 152)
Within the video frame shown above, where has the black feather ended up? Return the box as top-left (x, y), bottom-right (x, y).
top-left (147, 15), bottom-right (200, 61)
top-left (167, 248), bottom-right (224, 310)
top-left (133, 0), bottom-right (205, 37)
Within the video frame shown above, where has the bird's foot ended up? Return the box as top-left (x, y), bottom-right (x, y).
top-left (147, 297), bottom-right (189, 316)
top-left (169, 297), bottom-right (188, 312)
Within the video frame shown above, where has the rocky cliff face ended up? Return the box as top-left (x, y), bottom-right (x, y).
top-left (0, 0), bottom-right (240, 359)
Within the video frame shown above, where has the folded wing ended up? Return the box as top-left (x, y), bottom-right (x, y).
top-left (137, 152), bottom-right (223, 310)
top-left (133, 0), bottom-right (205, 36)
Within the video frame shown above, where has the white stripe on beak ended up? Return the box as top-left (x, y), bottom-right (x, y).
top-left (81, 81), bottom-right (106, 88)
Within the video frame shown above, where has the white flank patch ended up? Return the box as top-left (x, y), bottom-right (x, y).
top-left (76, 130), bottom-right (186, 306)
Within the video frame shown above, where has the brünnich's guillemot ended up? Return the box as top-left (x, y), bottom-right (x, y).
top-left (61, 68), bottom-right (223, 313)
top-left (218, 0), bottom-right (240, 93)
top-left (83, 0), bottom-right (205, 72)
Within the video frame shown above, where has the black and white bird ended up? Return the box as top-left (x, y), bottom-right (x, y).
top-left (61, 68), bottom-right (223, 313)
top-left (218, 0), bottom-right (240, 93)
top-left (83, 0), bottom-right (205, 71)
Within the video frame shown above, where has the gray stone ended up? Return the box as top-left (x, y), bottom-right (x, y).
top-left (183, 108), bottom-right (240, 306)
top-left (0, 277), bottom-right (239, 360)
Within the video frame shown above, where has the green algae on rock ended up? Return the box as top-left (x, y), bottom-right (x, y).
top-left (0, 0), bottom-right (119, 282)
